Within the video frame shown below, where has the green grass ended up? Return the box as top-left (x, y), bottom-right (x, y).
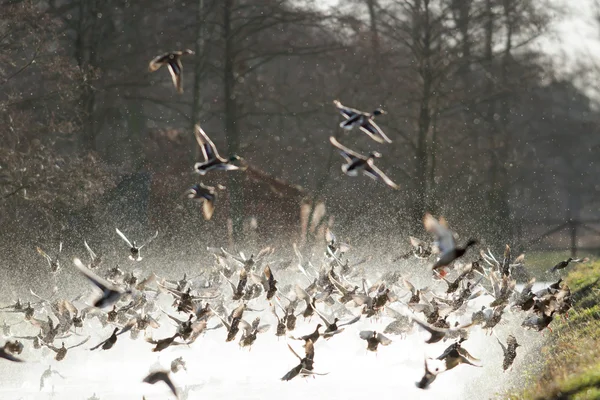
top-left (512, 261), bottom-right (600, 400)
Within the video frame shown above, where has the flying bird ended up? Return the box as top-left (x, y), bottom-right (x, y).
top-left (143, 370), bottom-right (179, 399)
top-left (74, 258), bottom-right (132, 308)
top-left (549, 257), bottom-right (588, 273)
top-left (36, 242), bottom-right (62, 274)
top-left (185, 183), bottom-right (222, 220)
top-left (115, 228), bottom-right (158, 261)
top-left (193, 124), bottom-right (244, 175)
top-left (148, 49), bottom-right (194, 94)
top-left (329, 136), bottom-right (399, 189)
top-left (423, 213), bottom-right (477, 275)
top-left (333, 100), bottom-right (391, 143)
top-left (359, 330), bottom-right (392, 352)
top-left (497, 334), bottom-right (520, 371)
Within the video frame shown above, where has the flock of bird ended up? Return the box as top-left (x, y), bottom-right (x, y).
top-left (0, 50), bottom-right (589, 399)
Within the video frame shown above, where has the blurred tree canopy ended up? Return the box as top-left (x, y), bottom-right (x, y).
top-left (1, 0), bottom-right (599, 279)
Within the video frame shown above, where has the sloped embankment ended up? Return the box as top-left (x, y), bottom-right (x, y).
top-left (514, 262), bottom-right (600, 400)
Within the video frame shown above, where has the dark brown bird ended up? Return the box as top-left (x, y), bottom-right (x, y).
top-left (281, 340), bottom-right (327, 381)
top-left (413, 318), bottom-right (474, 344)
top-left (0, 344), bottom-right (24, 362)
top-left (293, 324), bottom-right (322, 344)
top-left (45, 337), bottom-right (89, 361)
top-left (436, 339), bottom-right (480, 371)
top-left (90, 327), bottom-right (120, 351)
top-left (416, 359), bottom-right (438, 390)
top-left (143, 370), bottom-right (179, 399)
top-left (497, 334), bottom-right (520, 371)
top-left (146, 333), bottom-right (184, 352)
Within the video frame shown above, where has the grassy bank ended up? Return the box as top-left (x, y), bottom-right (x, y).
top-left (513, 261), bottom-right (600, 400)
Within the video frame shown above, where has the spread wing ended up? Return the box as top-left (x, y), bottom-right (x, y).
top-left (36, 247), bottom-right (52, 265)
top-left (364, 163), bottom-right (399, 189)
top-left (333, 99), bottom-right (361, 119)
top-left (84, 240), bottom-right (97, 260)
top-left (194, 124), bottom-right (221, 161)
top-left (423, 214), bottom-right (455, 255)
top-left (73, 258), bottom-right (116, 294)
top-left (329, 136), bottom-right (366, 161)
top-left (139, 231), bottom-right (159, 250)
top-left (115, 228), bottom-right (133, 248)
top-left (68, 336), bottom-right (91, 349)
top-left (148, 53), bottom-right (169, 71)
top-left (167, 59), bottom-right (183, 93)
top-left (359, 121), bottom-right (388, 144)
top-left (376, 332), bottom-right (392, 345)
top-left (203, 199), bottom-right (215, 221)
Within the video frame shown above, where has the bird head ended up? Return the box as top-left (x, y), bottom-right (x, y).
top-left (369, 151), bottom-right (382, 159)
top-left (183, 49), bottom-right (195, 55)
top-left (316, 324), bottom-right (322, 329)
top-left (113, 327), bottom-right (119, 334)
top-left (229, 154), bottom-right (242, 162)
top-left (567, 257), bottom-right (573, 262)
top-left (372, 108), bottom-right (386, 116)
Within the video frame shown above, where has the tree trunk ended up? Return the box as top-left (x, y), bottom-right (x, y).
top-left (412, 0), bottom-right (432, 226)
top-left (366, 0), bottom-right (380, 53)
top-left (496, 0), bottom-right (515, 241)
top-left (223, 0), bottom-right (244, 247)
top-left (75, 0), bottom-right (97, 151)
top-left (191, 0), bottom-right (206, 162)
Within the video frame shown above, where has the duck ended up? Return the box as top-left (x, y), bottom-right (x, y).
top-left (250, 265), bottom-right (278, 301)
top-left (171, 356), bottom-right (187, 373)
top-left (293, 323), bottom-right (322, 344)
top-left (44, 337), bottom-right (90, 361)
top-left (436, 339), bottom-right (480, 371)
top-left (415, 359), bottom-right (438, 389)
top-left (36, 242), bottom-right (62, 274)
top-left (39, 366), bottom-right (65, 391)
top-left (281, 340), bottom-right (327, 381)
top-left (521, 310), bottom-right (556, 332)
top-left (148, 49), bottom-right (194, 93)
top-left (423, 213), bottom-right (477, 276)
top-left (146, 333), bottom-right (184, 352)
top-left (83, 240), bottom-right (102, 269)
top-left (194, 124), bottom-right (244, 175)
top-left (74, 258), bottom-right (132, 308)
top-left (0, 343), bottom-right (23, 362)
top-left (90, 327), bottom-right (120, 351)
top-left (314, 309), bottom-right (360, 339)
top-left (333, 100), bottom-right (391, 143)
top-left (238, 317), bottom-right (270, 348)
top-left (329, 136), bottom-right (399, 189)
top-left (212, 303), bottom-right (246, 342)
top-left (549, 257), bottom-right (588, 273)
top-left (142, 370), bottom-right (179, 399)
top-left (359, 330), bottom-right (392, 352)
top-left (186, 183), bottom-right (218, 220)
top-left (115, 228), bottom-right (159, 261)
top-left (497, 334), bottom-right (520, 371)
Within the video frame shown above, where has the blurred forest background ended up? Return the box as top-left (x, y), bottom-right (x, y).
top-left (1, 0), bottom-right (600, 281)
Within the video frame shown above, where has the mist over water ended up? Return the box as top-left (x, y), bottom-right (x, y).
top-left (0, 246), bottom-right (550, 400)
